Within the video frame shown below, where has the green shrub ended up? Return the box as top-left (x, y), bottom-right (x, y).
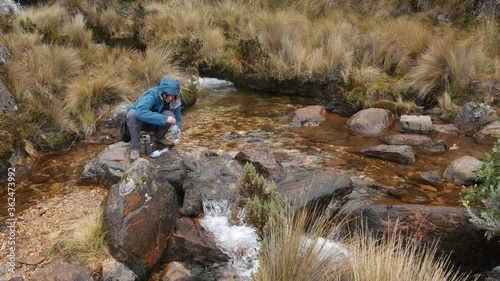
top-left (461, 135), bottom-right (500, 239)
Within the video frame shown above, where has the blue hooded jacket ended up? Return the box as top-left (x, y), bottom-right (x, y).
top-left (128, 76), bottom-right (182, 129)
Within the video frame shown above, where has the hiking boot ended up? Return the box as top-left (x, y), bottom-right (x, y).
top-left (130, 149), bottom-right (140, 161)
top-left (155, 138), bottom-right (174, 147)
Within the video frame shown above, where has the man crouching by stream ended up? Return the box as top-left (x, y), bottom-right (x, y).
top-left (126, 76), bottom-right (183, 160)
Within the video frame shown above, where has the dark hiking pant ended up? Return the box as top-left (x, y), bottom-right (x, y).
top-left (126, 109), bottom-right (174, 150)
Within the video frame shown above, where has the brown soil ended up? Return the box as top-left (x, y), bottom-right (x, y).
top-left (0, 184), bottom-right (107, 280)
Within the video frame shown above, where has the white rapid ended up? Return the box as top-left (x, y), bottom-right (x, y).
top-left (200, 200), bottom-right (261, 279)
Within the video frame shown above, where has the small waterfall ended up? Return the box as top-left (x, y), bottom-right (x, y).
top-left (198, 77), bottom-right (235, 91)
top-left (201, 200), bottom-right (261, 279)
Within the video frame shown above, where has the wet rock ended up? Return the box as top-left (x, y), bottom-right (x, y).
top-left (276, 169), bottom-right (353, 210)
top-left (290, 105), bottom-right (326, 127)
top-left (160, 262), bottom-right (192, 281)
top-left (398, 115), bottom-right (433, 134)
top-left (180, 182), bottom-right (203, 217)
top-left (380, 134), bottom-right (432, 146)
top-left (234, 149), bottom-right (285, 181)
top-left (31, 262), bottom-right (92, 281)
top-left (164, 217), bottom-right (229, 266)
top-left (103, 159), bottom-right (178, 280)
top-left (433, 124), bottom-right (459, 135)
top-left (346, 108), bottom-right (394, 135)
top-left (474, 121), bottom-right (500, 144)
top-left (454, 103), bottom-right (495, 135)
top-left (341, 204), bottom-right (500, 273)
top-left (187, 150), bottom-right (242, 201)
top-left (361, 145), bottom-right (415, 164)
top-left (77, 141), bottom-right (129, 188)
top-left (102, 259), bottom-right (138, 281)
top-left (443, 156), bottom-right (483, 185)
top-left (419, 171), bottom-right (444, 186)
top-left (417, 140), bottom-right (448, 155)
top-left (151, 149), bottom-right (190, 192)
top-left (94, 102), bottom-right (129, 144)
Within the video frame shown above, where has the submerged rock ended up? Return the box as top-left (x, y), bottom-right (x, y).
top-left (361, 145), bottom-right (415, 164)
top-left (290, 105), bottom-right (327, 127)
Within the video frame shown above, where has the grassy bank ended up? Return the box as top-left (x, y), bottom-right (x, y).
top-left (0, 0), bottom-right (499, 167)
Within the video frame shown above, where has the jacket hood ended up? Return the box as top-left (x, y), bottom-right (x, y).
top-left (158, 76), bottom-right (180, 96)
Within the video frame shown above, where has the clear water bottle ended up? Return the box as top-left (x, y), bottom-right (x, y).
top-left (171, 124), bottom-right (180, 145)
top-left (149, 147), bottom-right (170, 158)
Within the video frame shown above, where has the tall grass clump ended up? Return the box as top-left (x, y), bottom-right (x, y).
top-left (60, 13), bottom-right (93, 48)
top-left (17, 4), bottom-right (69, 42)
top-left (404, 35), bottom-right (490, 103)
top-left (65, 63), bottom-right (131, 137)
top-left (128, 46), bottom-right (180, 92)
top-left (199, 27), bottom-right (225, 62)
top-left (253, 205), bottom-right (348, 281)
top-left (344, 224), bottom-right (469, 281)
top-left (50, 208), bottom-right (110, 265)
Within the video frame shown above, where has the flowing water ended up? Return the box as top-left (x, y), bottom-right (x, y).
top-left (0, 77), bottom-right (494, 278)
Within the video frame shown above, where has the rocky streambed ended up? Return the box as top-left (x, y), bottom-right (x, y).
top-left (2, 78), bottom-right (500, 280)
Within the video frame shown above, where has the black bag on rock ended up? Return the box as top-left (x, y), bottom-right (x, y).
top-left (120, 118), bottom-right (131, 142)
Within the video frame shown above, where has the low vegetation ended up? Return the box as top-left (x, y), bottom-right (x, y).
top-left (461, 136), bottom-right (500, 239)
top-left (49, 208), bottom-right (110, 266)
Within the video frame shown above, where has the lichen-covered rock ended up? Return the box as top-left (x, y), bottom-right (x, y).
top-left (455, 103), bottom-right (495, 135)
top-left (103, 159), bottom-right (179, 280)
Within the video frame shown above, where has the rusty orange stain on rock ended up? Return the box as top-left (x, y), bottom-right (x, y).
top-left (122, 189), bottom-right (142, 217)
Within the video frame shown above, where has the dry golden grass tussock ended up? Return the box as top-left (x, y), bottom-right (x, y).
top-left (199, 27), bottom-right (225, 61)
top-left (210, 0), bottom-right (249, 35)
top-left (18, 4), bottom-right (69, 37)
top-left (478, 17), bottom-right (500, 58)
top-left (254, 206), bottom-right (348, 281)
top-left (2, 33), bottom-right (42, 60)
top-left (344, 225), bottom-right (469, 281)
top-left (56, 0), bottom-right (90, 15)
top-left (144, 0), bottom-right (211, 40)
top-left (50, 208), bottom-right (110, 266)
top-left (405, 35), bottom-right (490, 101)
top-left (350, 63), bottom-right (391, 96)
top-left (61, 14), bottom-right (93, 48)
top-left (128, 46), bottom-right (181, 94)
top-left (270, 37), bottom-right (310, 78)
top-left (253, 10), bottom-right (310, 54)
top-left (32, 44), bottom-right (83, 95)
top-left (98, 8), bottom-right (132, 37)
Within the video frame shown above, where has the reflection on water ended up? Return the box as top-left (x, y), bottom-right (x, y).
top-left (0, 143), bottom-right (106, 216)
top-left (0, 78), bottom-right (493, 215)
top-left (182, 80), bottom-right (493, 206)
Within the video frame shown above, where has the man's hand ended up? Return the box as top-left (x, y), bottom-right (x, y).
top-left (167, 116), bottom-right (176, 125)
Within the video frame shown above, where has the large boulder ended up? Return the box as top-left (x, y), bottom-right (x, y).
top-left (346, 108), bottom-right (394, 135)
top-left (163, 217), bottom-right (229, 265)
top-left (443, 156), bottom-right (483, 185)
top-left (102, 159), bottom-right (179, 280)
top-left (361, 145), bottom-right (415, 164)
top-left (342, 204), bottom-right (500, 272)
top-left (77, 142), bottom-right (130, 187)
top-left (455, 103), bottom-right (495, 135)
top-left (276, 169), bottom-right (353, 209)
top-left (290, 105), bottom-right (327, 127)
